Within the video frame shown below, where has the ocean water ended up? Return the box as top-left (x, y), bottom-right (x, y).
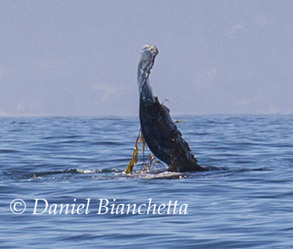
top-left (0, 115), bottom-right (292, 248)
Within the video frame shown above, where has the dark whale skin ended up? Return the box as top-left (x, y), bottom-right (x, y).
top-left (139, 90), bottom-right (206, 172)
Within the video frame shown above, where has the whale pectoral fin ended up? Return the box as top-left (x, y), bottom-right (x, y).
top-left (183, 140), bottom-right (191, 151)
top-left (170, 159), bottom-right (180, 172)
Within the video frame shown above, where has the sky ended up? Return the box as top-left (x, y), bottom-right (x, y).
top-left (0, 0), bottom-right (293, 116)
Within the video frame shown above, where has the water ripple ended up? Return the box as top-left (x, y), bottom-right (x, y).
top-left (0, 115), bottom-right (292, 248)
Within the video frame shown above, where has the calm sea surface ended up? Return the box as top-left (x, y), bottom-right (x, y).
top-left (0, 115), bottom-right (292, 248)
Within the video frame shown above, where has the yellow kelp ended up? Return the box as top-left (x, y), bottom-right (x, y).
top-left (145, 153), bottom-right (155, 172)
top-left (140, 133), bottom-right (146, 154)
top-left (126, 130), bottom-right (152, 174)
top-left (125, 133), bottom-right (140, 174)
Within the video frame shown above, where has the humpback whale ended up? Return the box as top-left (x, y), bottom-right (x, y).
top-left (134, 45), bottom-right (206, 172)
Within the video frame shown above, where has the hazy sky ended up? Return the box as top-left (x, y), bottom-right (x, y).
top-left (0, 0), bottom-right (292, 116)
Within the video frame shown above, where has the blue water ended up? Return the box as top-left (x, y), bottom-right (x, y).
top-left (0, 115), bottom-right (292, 248)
